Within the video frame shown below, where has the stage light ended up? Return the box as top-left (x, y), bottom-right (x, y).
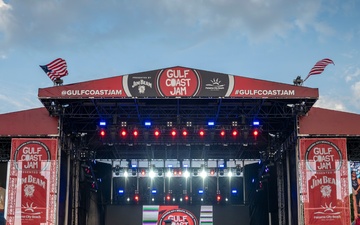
top-left (127, 198), bottom-right (130, 202)
top-left (133, 130), bottom-right (139, 137)
top-left (200, 170), bottom-right (207, 179)
top-left (253, 129), bottom-right (259, 137)
top-left (151, 189), bottom-right (157, 194)
top-left (183, 170), bottom-right (190, 178)
top-left (99, 129), bottom-right (106, 137)
top-left (231, 189), bottom-right (238, 194)
top-left (180, 198), bottom-right (183, 202)
top-left (149, 170), bottom-right (155, 178)
top-left (208, 121), bottom-right (215, 126)
top-left (120, 130), bottom-right (127, 137)
top-left (184, 195), bottom-right (189, 201)
top-left (210, 169), bottom-right (215, 175)
top-left (167, 121), bottom-right (173, 127)
top-left (173, 198), bottom-right (176, 202)
top-left (171, 130), bottom-right (177, 136)
top-left (131, 169), bottom-right (137, 176)
top-left (157, 169), bottom-right (163, 176)
top-left (220, 130), bottom-right (226, 136)
top-left (141, 170), bottom-right (146, 176)
top-left (232, 130), bottom-right (238, 136)
top-left (199, 130), bottom-right (205, 136)
top-left (216, 195), bottom-right (221, 202)
top-left (253, 120), bottom-right (260, 126)
top-left (236, 167), bottom-right (242, 176)
top-left (134, 195), bottom-right (139, 201)
top-left (182, 130), bottom-right (188, 136)
top-left (198, 189), bottom-right (204, 194)
top-left (152, 198), bottom-right (155, 202)
top-left (154, 130), bottom-right (160, 137)
top-left (166, 195), bottom-right (171, 201)
top-left (166, 170), bottom-right (172, 178)
top-left (99, 121), bottom-right (106, 126)
top-left (121, 121), bottom-right (127, 127)
top-left (118, 189), bottom-right (124, 194)
top-left (144, 121), bottom-right (151, 126)
top-left (232, 121), bottom-right (238, 127)
top-left (228, 170), bottom-right (233, 177)
top-left (124, 171), bottom-right (128, 177)
top-left (186, 121), bottom-right (192, 127)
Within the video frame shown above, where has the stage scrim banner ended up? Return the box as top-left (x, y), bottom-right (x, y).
top-left (299, 138), bottom-right (350, 225)
top-left (6, 138), bottom-right (58, 225)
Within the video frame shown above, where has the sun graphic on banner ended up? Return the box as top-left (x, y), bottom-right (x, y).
top-left (24, 184), bottom-right (35, 197)
top-left (320, 185), bottom-right (331, 198)
top-left (22, 202), bottom-right (37, 212)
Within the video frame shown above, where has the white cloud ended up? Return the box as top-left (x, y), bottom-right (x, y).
top-left (314, 95), bottom-right (348, 112)
top-left (0, 0), bottom-right (337, 53)
top-left (344, 66), bottom-right (360, 82)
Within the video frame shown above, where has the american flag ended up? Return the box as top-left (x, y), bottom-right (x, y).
top-left (304, 58), bottom-right (334, 81)
top-left (40, 58), bottom-right (69, 81)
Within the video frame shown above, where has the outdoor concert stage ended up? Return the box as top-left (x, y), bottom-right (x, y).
top-left (1, 66), bottom-right (360, 225)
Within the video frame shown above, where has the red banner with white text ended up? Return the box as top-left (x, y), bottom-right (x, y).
top-left (299, 138), bottom-right (350, 225)
top-left (6, 138), bottom-right (58, 225)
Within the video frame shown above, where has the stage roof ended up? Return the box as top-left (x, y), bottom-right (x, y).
top-left (36, 66), bottom-right (322, 159)
top-left (0, 107), bottom-right (58, 137)
top-left (299, 107), bottom-right (360, 136)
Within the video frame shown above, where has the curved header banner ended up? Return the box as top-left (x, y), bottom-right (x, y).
top-left (38, 66), bottom-right (318, 99)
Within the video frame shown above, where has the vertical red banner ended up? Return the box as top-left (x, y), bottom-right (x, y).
top-left (6, 138), bottom-right (58, 225)
top-left (299, 138), bottom-right (350, 225)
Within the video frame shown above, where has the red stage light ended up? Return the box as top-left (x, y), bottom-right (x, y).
top-left (220, 130), bottom-right (226, 136)
top-left (133, 130), bottom-right (139, 136)
top-left (134, 195), bottom-right (139, 201)
top-left (253, 130), bottom-right (259, 136)
top-left (121, 130), bottom-right (127, 137)
top-left (184, 195), bottom-right (189, 201)
top-left (182, 130), bottom-right (188, 136)
top-left (210, 170), bottom-right (215, 175)
top-left (154, 130), bottom-right (160, 136)
top-left (216, 195), bottom-right (221, 202)
top-left (171, 130), bottom-right (177, 136)
top-left (199, 130), bottom-right (205, 136)
top-left (100, 129), bottom-right (106, 137)
top-left (232, 130), bottom-right (238, 136)
top-left (141, 170), bottom-right (146, 175)
top-left (166, 195), bottom-right (171, 201)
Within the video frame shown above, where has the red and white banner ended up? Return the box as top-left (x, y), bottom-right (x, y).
top-left (299, 138), bottom-right (350, 225)
top-left (38, 66), bottom-right (319, 99)
top-left (6, 138), bottom-right (58, 225)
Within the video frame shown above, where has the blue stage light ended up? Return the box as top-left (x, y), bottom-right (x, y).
top-left (253, 120), bottom-right (260, 126)
top-left (151, 189), bottom-right (157, 194)
top-left (208, 121), bottom-right (215, 126)
top-left (144, 121), bottom-right (152, 126)
top-left (198, 189), bottom-right (204, 194)
top-left (231, 189), bottom-right (238, 194)
top-left (118, 189), bottom-right (124, 194)
top-left (99, 121), bottom-right (106, 126)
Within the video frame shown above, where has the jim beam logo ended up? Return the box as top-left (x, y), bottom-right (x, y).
top-left (131, 77), bottom-right (153, 94)
top-left (158, 208), bottom-right (198, 225)
top-left (156, 67), bottom-right (200, 97)
top-left (13, 140), bottom-right (51, 171)
top-left (305, 140), bottom-right (343, 172)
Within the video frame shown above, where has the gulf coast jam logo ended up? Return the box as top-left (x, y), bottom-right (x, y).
top-left (156, 67), bottom-right (200, 97)
top-left (305, 140), bottom-right (342, 172)
top-left (13, 140), bottom-right (51, 171)
top-left (158, 208), bottom-right (198, 225)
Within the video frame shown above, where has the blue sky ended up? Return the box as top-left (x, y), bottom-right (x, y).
top-left (0, 0), bottom-right (359, 114)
